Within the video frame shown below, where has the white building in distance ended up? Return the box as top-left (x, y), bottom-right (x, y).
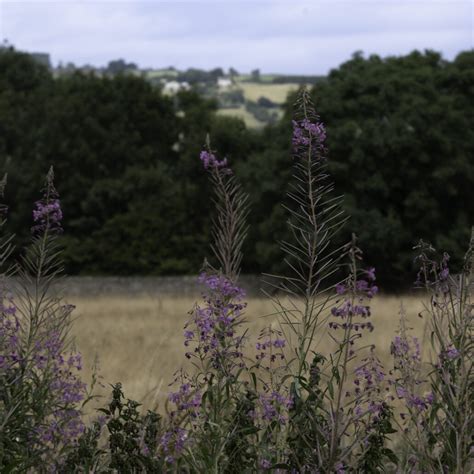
top-left (217, 77), bottom-right (233, 89)
top-left (163, 81), bottom-right (190, 94)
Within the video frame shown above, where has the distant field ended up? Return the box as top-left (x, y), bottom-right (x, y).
top-left (237, 82), bottom-right (301, 103)
top-left (146, 69), bottom-right (178, 79)
top-left (71, 294), bottom-right (428, 413)
top-left (235, 74), bottom-right (286, 84)
top-left (217, 105), bottom-right (266, 128)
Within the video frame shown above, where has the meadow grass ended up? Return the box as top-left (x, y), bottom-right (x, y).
top-left (217, 105), bottom-right (267, 128)
top-left (236, 82), bottom-right (300, 103)
top-left (71, 293), bottom-right (427, 413)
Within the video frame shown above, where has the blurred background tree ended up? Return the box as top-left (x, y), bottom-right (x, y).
top-left (1, 47), bottom-right (472, 287)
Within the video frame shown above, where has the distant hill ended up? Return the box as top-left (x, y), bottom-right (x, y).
top-left (45, 53), bottom-right (326, 128)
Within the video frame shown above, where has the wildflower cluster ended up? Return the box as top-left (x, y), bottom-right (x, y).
top-left (329, 268), bottom-right (378, 334)
top-left (168, 381), bottom-right (201, 418)
top-left (255, 327), bottom-right (286, 367)
top-left (391, 332), bottom-right (434, 415)
top-left (159, 426), bottom-right (188, 465)
top-left (1, 89), bottom-right (471, 473)
top-left (30, 330), bottom-right (87, 449)
top-left (352, 350), bottom-right (388, 419)
top-left (10, 306), bottom-right (86, 459)
top-left (439, 345), bottom-right (460, 363)
top-left (199, 150), bottom-right (230, 172)
top-left (32, 169), bottom-right (63, 234)
top-left (0, 170), bottom-right (91, 472)
top-left (415, 244), bottom-right (451, 290)
top-left (32, 200), bottom-right (63, 233)
top-left (350, 350), bottom-right (398, 471)
top-left (184, 272), bottom-right (247, 373)
top-left (255, 390), bottom-right (293, 426)
top-left (292, 118), bottom-right (326, 151)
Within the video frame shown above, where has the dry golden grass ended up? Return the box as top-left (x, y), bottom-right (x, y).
top-left (237, 82), bottom-right (300, 104)
top-left (70, 294), bottom-right (428, 413)
top-left (217, 106), bottom-right (265, 129)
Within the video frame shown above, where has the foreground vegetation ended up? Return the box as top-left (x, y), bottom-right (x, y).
top-left (0, 90), bottom-right (472, 472)
top-left (70, 294), bottom-right (427, 412)
top-left (1, 47), bottom-right (473, 287)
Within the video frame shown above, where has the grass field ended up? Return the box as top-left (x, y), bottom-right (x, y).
top-left (217, 106), bottom-right (266, 128)
top-left (217, 82), bottom-right (299, 128)
top-left (70, 294), bottom-right (428, 413)
top-left (145, 69), bottom-right (178, 79)
top-left (236, 82), bottom-right (300, 104)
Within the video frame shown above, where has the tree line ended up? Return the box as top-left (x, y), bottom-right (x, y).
top-left (0, 47), bottom-right (472, 288)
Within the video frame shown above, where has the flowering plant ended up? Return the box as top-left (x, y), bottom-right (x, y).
top-left (1, 90), bottom-right (472, 473)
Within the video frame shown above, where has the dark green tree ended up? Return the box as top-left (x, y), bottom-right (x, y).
top-left (243, 50), bottom-right (474, 287)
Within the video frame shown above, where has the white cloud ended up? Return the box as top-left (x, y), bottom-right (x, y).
top-left (0, 0), bottom-right (471, 73)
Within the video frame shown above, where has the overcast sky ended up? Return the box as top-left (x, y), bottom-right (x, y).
top-left (0, 0), bottom-right (472, 74)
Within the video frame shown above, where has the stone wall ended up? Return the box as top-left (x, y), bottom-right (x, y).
top-left (48, 275), bottom-right (274, 298)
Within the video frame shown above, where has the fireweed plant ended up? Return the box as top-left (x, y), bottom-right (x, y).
top-left (391, 239), bottom-right (473, 473)
top-left (0, 89), bottom-right (472, 472)
top-left (0, 169), bottom-right (89, 472)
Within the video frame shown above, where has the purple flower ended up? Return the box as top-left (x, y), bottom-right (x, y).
top-left (292, 118), bottom-right (326, 152)
top-left (366, 267), bottom-right (376, 281)
top-left (185, 273), bottom-right (247, 372)
top-left (168, 376), bottom-right (201, 418)
top-left (367, 285), bottom-right (378, 298)
top-left (273, 338), bottom-right (285, 348)
top-left (440, 268), bottom-right (449, 280)
top-left (33, 200), bottom-right (63, 229)
top-left (160, 427), bottom-right (188, 460)
top-left (255, 328), bottom-right (286, 366)
top-left (200, 150), bottom-right (230, 172)
top-left (257, 390), bottom-right (293, 425)
top-left (32, 172), bottom-right (63, 234)
top-left (443, 346), bottom-right (460, 360)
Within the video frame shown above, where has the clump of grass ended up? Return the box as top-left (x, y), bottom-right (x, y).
top-left (0, 89), bottom-right (472, 472)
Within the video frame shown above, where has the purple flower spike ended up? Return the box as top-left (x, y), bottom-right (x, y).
top-left (200, 150), bottom-right (230, 172)
top-left (32, 199), bottom-right (63, 234)
top-left (32, 170), bottom-right (63, 234)
top-left (440, 267), bottom-right (449, 281)
top-left (443, 346), bottom-right (460, 360)
top-left (292, 118), bottom-right (326, 152)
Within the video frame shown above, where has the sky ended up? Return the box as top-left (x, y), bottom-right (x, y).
top-left (0, 0), bottom-right (472, 74)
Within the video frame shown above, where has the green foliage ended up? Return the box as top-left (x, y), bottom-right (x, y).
top-left (0, 48), bottom-right (256, 276)
top-left (356, 403), bottom-right (398, 472)
top-left (0, 170), bottom-right (89, 472)
top-left (0, 47), bottom-right (472, 288)
top-left (1, 82), bottom-right (472, 472)
top-left (245, 50), bottom-right (474, 287)
top-left (245, 100), bottom-right (280, 124)
top-left (64, 383), bottom-right (164, 472)
top-left (99, 383), bottom-right (162, 472)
